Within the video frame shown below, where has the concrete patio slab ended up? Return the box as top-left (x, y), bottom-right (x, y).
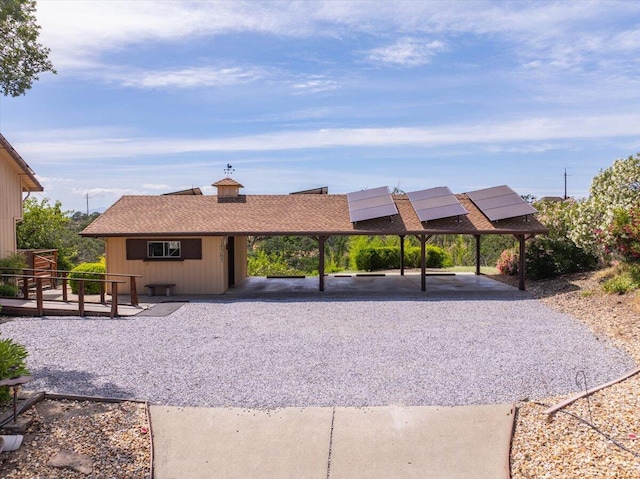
top-left (149, 404), bottom-right (515, 479)
top-left (150, 406), bottom-right (333, 479)
top-left (329, 404), bottom-right (514, 479)
top-left (224, 272), bottom-right (519, 298)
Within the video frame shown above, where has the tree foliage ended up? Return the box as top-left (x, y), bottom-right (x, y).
top-left (16, 198), bottom-right (104, 270)
top-left (570, 154), bottom-right (640, 256)
top-left (0, 0), bottom-right (55, 97)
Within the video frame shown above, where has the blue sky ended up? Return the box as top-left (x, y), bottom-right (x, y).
top-left (1, 0), bottom-right (639, 213)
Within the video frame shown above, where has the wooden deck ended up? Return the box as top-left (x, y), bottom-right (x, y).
top-left (0, 297), bottom-right (145, 317)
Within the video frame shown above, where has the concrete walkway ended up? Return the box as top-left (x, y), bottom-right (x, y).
top-left (150, 404), bottom-right (515, 479)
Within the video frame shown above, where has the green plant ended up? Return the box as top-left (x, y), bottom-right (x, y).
top-left (248, 250), bottom-right (306, 276)
top-left (0, 284), bottom-right (18, 297)
top-left (69, 262), bottom-right (106, 294)
top-left (352, 244), bottom-right (451, 271)
top-left (0, 338), bottom-right (30, 404)
top-left (426, 245), bottom-right (453, 268)
top-left (0, 253), bottom-right (27, 293)
top-left (524, 238), bottom-right (599, 280)
top-left (0, 253), bottom-right (28, 274)
top-left (602, 274), bottom-right (636, 294)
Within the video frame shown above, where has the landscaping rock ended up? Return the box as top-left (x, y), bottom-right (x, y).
top-left (47, 449), bottom-right (93, 474)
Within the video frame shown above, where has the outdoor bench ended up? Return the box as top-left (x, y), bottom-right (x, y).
top-left (145, 283), bottom-right (176, 297)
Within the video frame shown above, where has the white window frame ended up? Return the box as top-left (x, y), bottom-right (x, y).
top-left (147, 240), bottom-right (181, 258)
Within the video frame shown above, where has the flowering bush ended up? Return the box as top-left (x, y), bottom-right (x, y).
top-left (496, 249), bottom-right (519, 276)
top-left (569, 154), bottom-right (640, 257)
top-left (602, 207), bottom-right (640, 263)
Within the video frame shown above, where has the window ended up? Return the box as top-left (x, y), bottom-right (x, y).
top-left (148, 241), bottom-right (181, 258)
top-left (127, 239), bottom-right (201, 260)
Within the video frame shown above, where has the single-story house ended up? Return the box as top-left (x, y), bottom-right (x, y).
top-left (0, 133), bottom-right (44, 258)
top-left (81, 177), bottom-right (548, 295)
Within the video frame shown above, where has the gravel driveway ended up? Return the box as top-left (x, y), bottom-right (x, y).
top-left (0, 296), bottom-right (634, 407)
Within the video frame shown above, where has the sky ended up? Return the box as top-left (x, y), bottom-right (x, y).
top-left (1, 0), bottom-right (639, 213)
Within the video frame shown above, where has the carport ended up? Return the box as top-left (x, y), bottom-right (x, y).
top-left (81, 179), bottom-right (548, 295)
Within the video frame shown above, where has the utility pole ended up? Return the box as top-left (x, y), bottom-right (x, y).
top-left (564, 168), bottom-right (568, 200)
top-left (86, 193), bottom-right (89, 216)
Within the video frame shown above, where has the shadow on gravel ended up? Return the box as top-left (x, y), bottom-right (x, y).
top-left (32, 367), bottom-right (137, 400)
top-left (206, 291), bottom-right (537, 304)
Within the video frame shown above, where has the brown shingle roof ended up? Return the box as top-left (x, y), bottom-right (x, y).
top-left (0, 133), bottom-right (43, 192)
top-left (81, 193), bottom-right (548, 237)
top-left (212, 178), bottom-right (244, 187)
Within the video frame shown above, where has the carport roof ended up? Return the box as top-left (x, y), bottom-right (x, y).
top-left (81, 192), bottom-right (548, 237)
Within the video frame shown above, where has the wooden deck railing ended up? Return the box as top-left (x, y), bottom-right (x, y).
top-left (18, 249), bottom-right (58, 289)
top-left (0, 268), bottom-right (142, 307)
top-left (0, 268), bottom-right (143, 318)
top-left (0, 273), bottom-right (125, 318)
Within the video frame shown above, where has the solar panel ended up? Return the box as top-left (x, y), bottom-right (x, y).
top-left (466, 185), bottom-right (537, 221)
top-left (407, 186), bottom-right (468, 222)
top-left (347, 186), bottom-right (398, 222)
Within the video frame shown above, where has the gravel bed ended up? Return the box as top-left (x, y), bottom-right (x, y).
top-left (0, 296), bottom-right (634, 408)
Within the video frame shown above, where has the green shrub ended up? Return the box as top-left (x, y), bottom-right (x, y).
top-left (69, 262), bottom-right (106, 294)
top-left (525, 238), bottom-right (599, 280)
top-left (0, 254), bottom-right (27, 292)
top-left (353, 245), bottom-right (451, 271)
top-left (404, 247), bottom-right (421, 268)
top-left (523, 242), bottom-right (555, 280)
top-left (0, 284), bottom-right (18, 297)
top-left (602, 263), bottom-right (640, 294)
top-left (353, 247), bottom-right (385, 271)
top-left (0, 338), bottom-right (30, 404)
top-left (426, 245), bottom-right (453, 268)
top-left (248, 251), bottom-right (306, 276)
top-left (603, 274), bottom-right (636, 294)
top-left (0, 253), bottom-right (28, 274)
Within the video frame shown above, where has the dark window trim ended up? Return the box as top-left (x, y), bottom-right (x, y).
top-left (126, 238), bottom-right (202, 261)
top-left (142, 258), bottom-right (185, 262)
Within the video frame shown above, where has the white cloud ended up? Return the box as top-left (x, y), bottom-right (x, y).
top-left (109, 66), bottom-right (268, 89)
top-left (368, 38), bottom-right (446, 67)
top-left (142, 184), bottom-right (171, 190)
top-left (15, 113), bottom-right (640, 163)
top-left (70, 187), bottom-right (140, 197)
top-left (37, 1), bottom-right (639, 70)
top-left (291, 75), bottom-right (341, 94)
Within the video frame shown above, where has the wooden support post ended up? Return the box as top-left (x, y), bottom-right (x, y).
top-left (35, 277), bottom-right (43, 316)
top-left (62, 272), bottom-right (68, 302)
top-left (318, 236), bottom-right (326, 292)
top-left (399, 235), bottom-right (405, 276)
top-left (78, 281), bottom-right (85, 317)
top-left (130, 276), bottom-right (138, 306)
top-left (518, 235), bottom-right (526, 291)
top-left (22, 271), bottom-right (29, 300)
top-left (100, 274), bottom-right (106, 304)
top-left (420, 234), bottom-right (426, 292)
top-left (110, 282), bottom-right (118, 318)
top-left (475, 235), bottom-right (481, 275)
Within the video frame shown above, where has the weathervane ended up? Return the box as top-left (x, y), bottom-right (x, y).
top-left (224, 163), bottom-right (235, 177)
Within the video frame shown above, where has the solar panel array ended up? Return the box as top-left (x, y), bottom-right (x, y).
top-left (347, 186), bottom-right (398, 222)
top-left (466, 185), bottom-right (537, 221)
top-left (407, 186), bottom-right (468, 222)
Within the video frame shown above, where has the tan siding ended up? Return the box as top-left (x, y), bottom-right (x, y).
top-left (106, 236), bottom-right (228, 295)
top-left (0, 156), bottom-right (24, 257)
top-left (234, 236), bottom-right (248, 282)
